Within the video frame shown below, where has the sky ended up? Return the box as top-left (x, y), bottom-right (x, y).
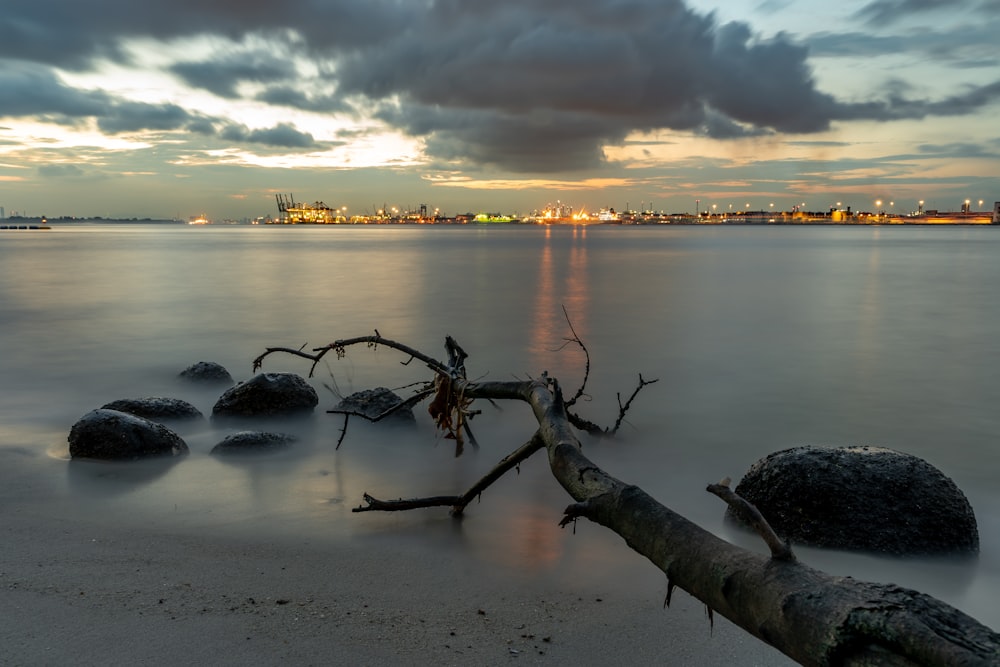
top-left (0, 0), bottom-right (998, 220)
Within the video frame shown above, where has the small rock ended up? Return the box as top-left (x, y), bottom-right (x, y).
top-left (334, 387), bottom-right (416, 425)
top-left (211, 431), bottom-right (295, 456)
top-left (179, 361), bottom-right (234, 385)
top-left (101, 397), bottom-right (203, 422)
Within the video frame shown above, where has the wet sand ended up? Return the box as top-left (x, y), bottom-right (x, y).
top-left (1, 464), bottom-right (794, 666)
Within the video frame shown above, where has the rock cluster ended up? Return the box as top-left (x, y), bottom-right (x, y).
top-left (68, 363), bottom-right (321, 462)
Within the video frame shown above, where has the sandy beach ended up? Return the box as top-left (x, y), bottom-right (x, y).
top-left (1, 457), bottom-right (794, 667)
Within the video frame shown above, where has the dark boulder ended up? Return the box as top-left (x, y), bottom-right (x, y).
top-left (334, 387), bottom-right (416, 425)
top-left (179, 361), bottom-right (234, 385)
top-left (211, 431), bottom-right (295, 456)
top-left (729, 445), bottom-right (979, 556)
top-left (212, 372), bottom-right (318, 419)
top-left (101, 397), bottom-right (203, 422)
top-left (68, 409), bottom-right (189, 461)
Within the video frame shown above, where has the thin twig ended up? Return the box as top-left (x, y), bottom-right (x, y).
top-left (610, 374), bottom-right (659, 435)
top-left (558, 305), bottom-right (591, 409)
top-left (335, 413), bottom-right (350, 450)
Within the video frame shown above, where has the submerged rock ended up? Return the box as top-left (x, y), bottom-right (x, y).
top-left (211, 431), bottom-right (295, 456)
top-left (334, 387), bottom-right (416, 425)
top-left (212, 372), bottom-right (318, 420)
top-left (68, 409), bottom-right (189, 461)
top-left (179, 361), bottom-right (234, 385)
top-left (101, 397), bottom-right (203, 422)
top-left (729, 445), bottom-right (979, 556)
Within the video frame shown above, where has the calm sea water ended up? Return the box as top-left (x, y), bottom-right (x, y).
top-left (2, 223), bottom-right (998, 629)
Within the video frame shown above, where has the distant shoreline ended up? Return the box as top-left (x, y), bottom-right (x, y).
top-left (3, 217), bottom-right (183, 225)
top-left (4, 216), bottom-right (996, 227)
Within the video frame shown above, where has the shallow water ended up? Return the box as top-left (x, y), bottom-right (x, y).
top-left (2, 223), bottom-right (998, 630)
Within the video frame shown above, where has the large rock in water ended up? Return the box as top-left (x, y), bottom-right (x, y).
top-left (729, 446), bottom-right (979, 556)
top-left (68, 409), bottom-right (189, 460)
top-left (212, 372), bottom-right (318, 419)
top-left (101, 397), bottom-right (203, 422)
top-left (334, 387), bottom-right (416, 425)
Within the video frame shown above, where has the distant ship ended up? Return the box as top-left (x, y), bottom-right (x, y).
top-left (188, 215), bottom-right (211, 225)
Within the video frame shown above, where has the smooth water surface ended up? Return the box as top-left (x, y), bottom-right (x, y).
top-left (2, 223), bottom-right (998, 629)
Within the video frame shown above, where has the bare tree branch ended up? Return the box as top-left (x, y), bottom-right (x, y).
top-left (257, 332), bottom-right (998, 665)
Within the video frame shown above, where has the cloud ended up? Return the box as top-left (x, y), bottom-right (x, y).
top-left (0, 63), bottom-right (109, 118)
top-left (0, 0), bottom-right (413, 69)
top-left (809, 22), bottom-right (996, 65)
top-left (833, 80), bottom-right (1000, 121)
top-left (916, 140), bottom-right (1000, 159)
top-left (337, 2), bottom-right (847, 170)
top-left (255, 86), bottom-right (350, 114)
top-left (97, 101), bottom-right (201, 134)
top-left (702, 22), bottom-right (841, 134)
top-left (219, 122), bottom-right (316, 148)
top-left (855, 0), bottom-right (961, 25)
top-left (0, 62), bottom-right (217, 136)
top-left (3, 0), bottom-right (999, 175)
top-left (38, 164), bottom-right (89, 178)
top-left (171, 52), bottom-right (299, 98)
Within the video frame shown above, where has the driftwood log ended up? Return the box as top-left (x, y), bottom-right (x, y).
top-left (254, 332), bottom-right (999, 666)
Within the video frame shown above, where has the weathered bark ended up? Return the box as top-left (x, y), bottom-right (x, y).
top-left (256, 335), bottom-right (999, 666)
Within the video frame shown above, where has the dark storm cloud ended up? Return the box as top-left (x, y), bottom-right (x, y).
top-left (331, 0), bottom-right (1000, 171)
top-left (219, 122), bottom-right (316, 148)
top-left (4, 0), bottom-right (1000, 173)
top-left (336, 1), bottom-right (846, 170)
top-left (702, 22), bottom-right (839, 134)
top-left (379, 104), bottom-right (627, 172)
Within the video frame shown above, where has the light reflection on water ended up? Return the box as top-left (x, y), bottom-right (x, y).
top-left (2, 223), bottom-right (999, 630)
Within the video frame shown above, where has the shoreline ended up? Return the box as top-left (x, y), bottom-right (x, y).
top-left (3, 214), bottom-right (995, 227)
